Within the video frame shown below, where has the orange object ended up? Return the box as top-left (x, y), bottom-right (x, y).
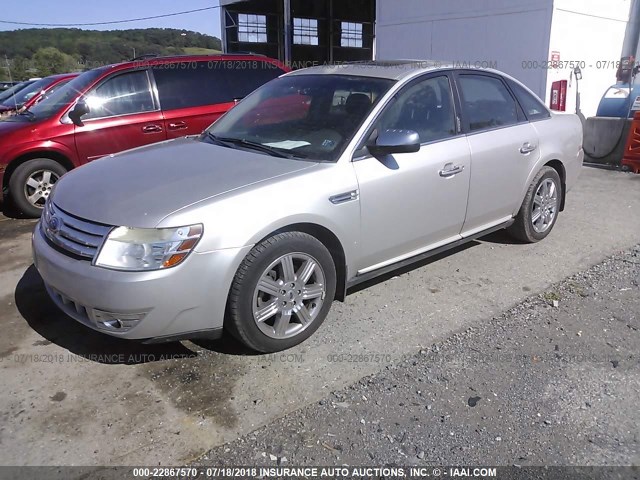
top-left (622, 111), bottom-right (640, 173)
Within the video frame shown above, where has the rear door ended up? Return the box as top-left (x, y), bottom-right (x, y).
top-left (74, 70), bottom-right (165, 162)
top-left (454, 72), bottom-right (541, 236)
top-left (152, 60), bottom-right (286, 139)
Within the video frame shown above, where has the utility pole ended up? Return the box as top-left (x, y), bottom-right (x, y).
top-left (617, 0), bottom-right (640, 82)
top-left (283, 0), bottom-right (292, 68)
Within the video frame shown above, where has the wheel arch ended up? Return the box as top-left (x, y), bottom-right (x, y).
top-left (3, 150), bottom-right (74, 192)
top-left (543, 159), bottom-right (567, 211)
top-left (253, 222), bottom-right (348, 302)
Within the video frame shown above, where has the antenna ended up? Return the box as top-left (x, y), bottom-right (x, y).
top-left (4, 55), bottom-right (18, 112)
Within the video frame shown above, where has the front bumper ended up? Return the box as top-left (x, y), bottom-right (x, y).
top-left (32, 222), bottom-right (251, 341)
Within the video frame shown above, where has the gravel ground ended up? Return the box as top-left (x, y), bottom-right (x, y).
top-left (198, 246), bottom-right (640, 467)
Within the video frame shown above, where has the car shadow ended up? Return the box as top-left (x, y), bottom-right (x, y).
top-left (478, 229), bottom-right (526, 245)
top-left (0, 196), bottom-right (31, 220)
top-left (347, 240), bottom-right (481, 295)
top-left (15, 265), bottom-right (197, 365)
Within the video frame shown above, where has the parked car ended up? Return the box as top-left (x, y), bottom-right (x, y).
top-left (0, 81), bottom-right (19, 91)
top-left (0, 73), bottom-right (79, 118)
top-left (32, 61), bottom-right (584, 352)
top-left (0, 54), bottom-right (288, 216)
top-left (0, 80), bottom-right (37, 104)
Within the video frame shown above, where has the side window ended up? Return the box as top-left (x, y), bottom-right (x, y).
top-left (85, 71), bottom-right (154, 119)
top-left (375, 75), bottom-right (457, 144)
top-left (223, 62), bottom-right (286, 101)
top-left (458, 75), bottom-right (518, 131)
top-left (153, 61), bottom-right (286, 112)
top-left (153, 63), bottom-right (211, 110)
top-left (508, 80), bottom-right (551, 121)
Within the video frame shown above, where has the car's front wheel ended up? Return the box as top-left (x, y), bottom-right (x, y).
top-left (9, 158), bottom-right (67, 218)
top-left (508, 166), bottom-right (562, 243)
top-left (226, 232), bottom-right (336, 352)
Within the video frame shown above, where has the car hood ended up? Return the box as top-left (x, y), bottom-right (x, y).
top-left (0, 118), bottom-right (29, 134)
top-left (53, 137), bottom-right (318, 228)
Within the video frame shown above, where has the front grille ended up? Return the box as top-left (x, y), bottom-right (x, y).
top-left (42, 201), bottom-right (112, 260)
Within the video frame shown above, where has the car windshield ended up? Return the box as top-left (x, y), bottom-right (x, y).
top-left (0, 81), bottom-right (34, 103)
top-left (0, 77), bottom-right (55, 107)
top-left (205, 74), bottom-right (395, 162)
top-left (25, 68), bottom-right (107, 120)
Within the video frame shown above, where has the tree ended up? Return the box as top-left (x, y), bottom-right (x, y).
top-left (32, 47), bottom-right (78, 76)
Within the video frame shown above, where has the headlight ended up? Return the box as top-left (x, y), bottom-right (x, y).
top-left (95, 224), bottom-right (203, 271)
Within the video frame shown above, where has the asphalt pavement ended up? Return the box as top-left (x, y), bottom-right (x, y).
top-left (0, 167), bottom-right (638, 466)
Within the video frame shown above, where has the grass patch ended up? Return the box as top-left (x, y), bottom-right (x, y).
top-left (183, 47), bottom-right (222, 55)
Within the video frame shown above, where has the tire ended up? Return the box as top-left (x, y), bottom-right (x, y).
top-left (9, 158), bottom-right (67, 218)
top-left (507, 166), bottom-right (562, 243)
top-left (226, 232), bottom-right (336, 353)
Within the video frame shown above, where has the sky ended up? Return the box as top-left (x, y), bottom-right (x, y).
top-left (1, 0), bottom-right (222, 37)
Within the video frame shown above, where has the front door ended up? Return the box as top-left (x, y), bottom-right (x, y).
top-left (74, 70), bottom-right (166, 162)
top-left (353, 74), bottom-right (471, 274)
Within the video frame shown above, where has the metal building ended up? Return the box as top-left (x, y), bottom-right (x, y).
top-left (220, 0), bottom-right (376, 66)
top-left (221, 0), bottom-right (633, 118)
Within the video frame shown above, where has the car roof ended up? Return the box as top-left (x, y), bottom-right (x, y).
top-left (286, 60), bottom-right (457, 81)
top-left (101, 53), bottom-right (288, 74)
top-left (45, 73), bottom-right (80, 80)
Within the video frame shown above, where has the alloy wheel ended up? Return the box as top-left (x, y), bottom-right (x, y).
top-left (531, 178), bottom-right (558, 234)
top-left (24, 170), bottom-right (59, 208)
top-left (252, 252), bottom-right (326, 339)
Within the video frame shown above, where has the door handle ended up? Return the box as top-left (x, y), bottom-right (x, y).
top-left (142, 124), bottom-right (163, 133)
top-left (520, 142), bottom-right (537, 154)
top-left (439, 163), bottom-right (465, 178)
top-left (168, 121), bottom-right (188, 130)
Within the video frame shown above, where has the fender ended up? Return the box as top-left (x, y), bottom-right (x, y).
top-left (7, 140), bottom-right (77, 167)
top-left (513, 153), bottom-right (566, 217)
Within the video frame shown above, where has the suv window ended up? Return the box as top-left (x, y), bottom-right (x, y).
top-left (508, 79), bottom-right (550, 121)
top-left (153, 61), bottom-right (286, 111)
top-left (375, 75), bottom-right (456, 144)
top-left (458, 74), bottom-right (518, 131)
top-left (85, 71), bottom-right (154, 119)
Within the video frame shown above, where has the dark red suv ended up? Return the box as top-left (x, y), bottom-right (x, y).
top-left (0, 54), bottom-right (288, 216)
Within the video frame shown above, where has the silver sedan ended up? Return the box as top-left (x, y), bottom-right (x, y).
top-left (32, 61), bottom-right (584, 352)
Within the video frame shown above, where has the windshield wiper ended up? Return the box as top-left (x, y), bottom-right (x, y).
top-left (207, 133), bottom-right (296, 159)
top-left (17, 109), bottom-right (36, 120)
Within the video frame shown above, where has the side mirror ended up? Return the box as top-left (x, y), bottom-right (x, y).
top-left (368, 129), bottom-right (421, 156)
top-left (69, 99), bottom-right (90, 127)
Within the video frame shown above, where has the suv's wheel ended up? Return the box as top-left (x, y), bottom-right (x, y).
top-left (227, 232), bottom-right (336, 353)
top-left (9, 159), bottom-right (67, 218)
top-left (507, 166), bottom-right (562, 243)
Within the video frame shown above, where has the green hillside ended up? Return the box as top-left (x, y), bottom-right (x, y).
top-left (0, 28), bottom-right (223, 80)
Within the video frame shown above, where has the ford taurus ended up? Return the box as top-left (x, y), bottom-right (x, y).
top-left (32, 61), bottom-right (584, 352)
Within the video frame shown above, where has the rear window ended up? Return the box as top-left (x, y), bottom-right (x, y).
top-left (508, 79), bottom-right (550, 121)
top-left (153, 60), bottom-right (286, 111)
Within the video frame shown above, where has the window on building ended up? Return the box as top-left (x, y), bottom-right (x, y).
top-left (341, 22), bottom-right (363, 48)
top-left (238, 13), bottom-right (267, 43)
top-left (293, 18), bottom-right (319, 46)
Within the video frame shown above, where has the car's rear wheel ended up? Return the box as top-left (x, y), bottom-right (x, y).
top-left (507, 166), bottom-right (562, 243)
top-left (9, 158), bottom-right (67, 218)
top-left (226, 232), bottom-right (336, 352)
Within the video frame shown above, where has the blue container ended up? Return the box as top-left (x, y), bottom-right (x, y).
top-left (596, 83), bottom-right (639, 118)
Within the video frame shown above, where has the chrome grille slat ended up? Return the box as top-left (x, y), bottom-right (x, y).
top-left (42, 202), bottom-right (112, 260)
top-left (59, 213), bottom-right (111, 237)
top-left (57, 224), bottom-right (103, 247)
